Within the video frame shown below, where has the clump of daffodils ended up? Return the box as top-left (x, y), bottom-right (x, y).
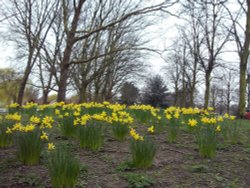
top-left (23, 102), bottom-right (38, 109)
top-left (41, 116), bottom-right (54, 129)
top-left (110, 111), bottom-right (134, 124)
top-left (9, 123), bottom-right (35, 132)
top-left (7, 103), bottom-right (20, 108)
top-left (74, 114), bottom-right (91, 126)
top-left (201, 117), bottom-right (217, 124)
top-left (5, 113), bottom-right (21, 122)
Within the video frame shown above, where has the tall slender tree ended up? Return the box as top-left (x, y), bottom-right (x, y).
top-left (224, 0), bottom-right (250, 117)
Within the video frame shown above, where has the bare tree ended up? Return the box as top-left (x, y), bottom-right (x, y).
top-left (165, 53), bottom-right (182, 106)
top-left (180, 1), bottom-right (204, 107)
top-left (210, 83), bottom-right (224, 112)
top-left (164, 0), bottom-right (230, 108)
top-left (247, 72), bottom-right (250, 110)
top-left (56, 0), bottom-right (178, 102)
top-left (33, 9), bottom-right (65, 104)
top-left (222, 70), bottom-right (238, 114)
top-left (2, 0), bottom-right (59, 105)
top-left (224, 0), bottom-right (250, 116)
top-left (195, 0), bottom-right (231, 108)
top-left (163, 30), bottom-right (201, 107)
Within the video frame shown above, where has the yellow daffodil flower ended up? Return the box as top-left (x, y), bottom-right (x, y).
top-left (188, 119), bottom-right (198, 127)
top-left (48, 143), bottom-right (55, 150)
top-left (147, 126), bottom-right (154, 133)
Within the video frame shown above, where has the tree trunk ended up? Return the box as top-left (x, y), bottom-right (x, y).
top-left (226, 100), bottom-right (230, 114)
top-left (42, 90), bottom-right (49, 104)
top-left (17, 66), bottom-right (32, 105)
top-left (204, 71), bottom-right (211, 109)
top-left (57, 0), bottom-right (86, 102)
top-left (247, 84), bottom-right (250, 110)
top-left (174, 86), bottom-right (178, 106)
top-left (190, 86), bottom-right (195, 107)
top-left (88, 84), bottom-right (92, 101)
top-left (78, 84), bottom-right (88, 103)
top-left (105, 87), bottom-right (113, 102)
top-left (181, 88), bottom-right (186, 107)
top-left (226, 82), bottom-right (231, 114)
top-left (57, 64), bottom-right (69, 102)
top-left (190, 59), bottom-right (198, 107)
top-left (238, 1), bottom-right (250, 117)
top-left (238, 62), bottom-right (247, 117)
top-left (94, 85), bottom-right (100, 102)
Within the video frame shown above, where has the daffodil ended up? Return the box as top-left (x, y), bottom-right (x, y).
top-left (230, 116), bottom-right (236, 120)
top-left (5, 127), bottom-right (12, 134)
top-left (174, 112), bottom-right (180, 119)
top-left (48, 143), bottom-right (55, 150)
top-left (55, 109), bottom-right (60, 115)
top-left (147, 126), bottom-right (154, 133)
top-left (64, 112), bottom-right (69, 117)
top-left (217, 116), bottom-right (224, 122)
top-left (30, 116), bottom-right (41, 124)
top-left (216, 125), bottom-right (221, 132)
top-left (40, 131), bottom-right (48, 140)
top-left (41, 116), bottom-right (54, 129)
top-left (73, 111), bottom-right (80, 116)
top-left (188, 119), bottom-right (198, 127)
top-left (129, 128), bottom-right (143, 141)
top-left (207, 107), bottom-right (214, 111)
top-left (166, 114), bottom-right (172, 120)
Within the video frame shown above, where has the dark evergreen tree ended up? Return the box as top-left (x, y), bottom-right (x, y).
top-left (142, 75), bottom-right (168, 108)
top-left (120, 82), bottom-right (139, 105)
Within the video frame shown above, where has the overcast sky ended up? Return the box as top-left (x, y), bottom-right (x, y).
top-left (0, 0), bottom-right (175, 70)
top-left (0, 0), bottom-right (242, 76)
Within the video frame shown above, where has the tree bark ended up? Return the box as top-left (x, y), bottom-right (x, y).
top-left (57, 63), bottom-right (69, 102)
top-left (238, 61), bottom-right (248, 117)
top-left (226, 81), bottom-right (231, 114)
top-left (42, 90), bottom-right (49, 104)
top-left (204, 71), bottom-right (211, 109)
top-left (78, 83), bottom-right (88, 103)
top-left (17, 65), bottom-right (32, 105)
top-left (57, 0), bottom-right (86, 102)
top-left (238, 1), bottom-right (250, 117)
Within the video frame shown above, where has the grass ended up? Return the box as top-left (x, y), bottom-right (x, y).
top-left (121, 172), bottom-right (155, 188)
